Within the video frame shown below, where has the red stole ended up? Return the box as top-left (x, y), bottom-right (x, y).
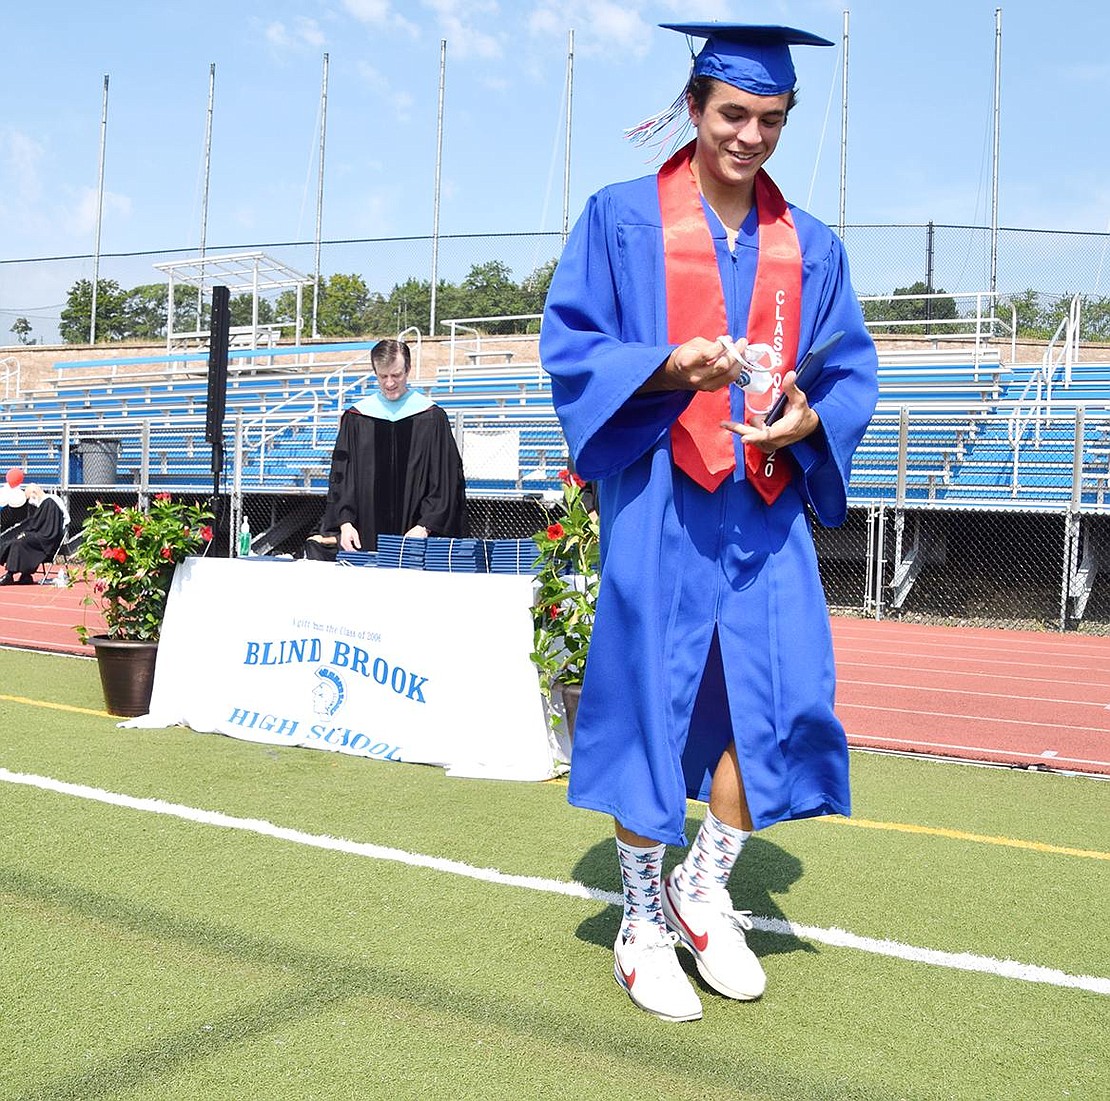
top-left (659, 141), bottom-right (801, 502)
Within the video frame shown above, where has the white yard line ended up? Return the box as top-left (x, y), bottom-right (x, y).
top-left (3, 766), bottom-right (1108, 997)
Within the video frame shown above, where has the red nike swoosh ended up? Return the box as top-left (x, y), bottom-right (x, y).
top-left (618, 964), bottom-right (636, 988)
top-left (666, 880), bottom-right (709, 952)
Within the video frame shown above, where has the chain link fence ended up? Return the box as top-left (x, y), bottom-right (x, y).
top-left (3, 221), bottom-right (1110, 634)
top-left (3, 400), bottom-right (1108, 634)
top-left (4, 222), bottom-right (1110, 347)
top-left (816, 506), bottom-right (1109, 634)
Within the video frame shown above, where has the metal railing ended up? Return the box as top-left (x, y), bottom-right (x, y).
top-left (858, 290), bottom-right (1018, 367)
top-left (6, 398), bottom-right (1108, 508)
top-left (241, 390), bottom-right (325, 482)
top-left (320, 348), bottom-right (375, 407)
top-left (0, 357), bottom-right (19, 403)
top-left (4, 399), bottom-right (1109, 631)
top-left (441, 314), bottom-right (543, 386)
top-left (1007, 293), bottom-right (1084, 466)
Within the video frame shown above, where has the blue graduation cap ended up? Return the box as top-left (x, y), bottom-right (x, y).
top-left (660, 22), bottom-right (834, 96)
top-left (626, 23), bottom-right (834, 154)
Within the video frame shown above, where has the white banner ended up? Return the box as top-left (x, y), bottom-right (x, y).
top-left (128, 557), bottom-right (556, 781)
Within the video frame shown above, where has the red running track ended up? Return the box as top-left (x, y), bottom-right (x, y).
top-left (1, 580), bottom-right (1107, 778)
top-left (0, 578), bottom-right (105, 657)
top-left (831, 618), bottom-right (1110, 776)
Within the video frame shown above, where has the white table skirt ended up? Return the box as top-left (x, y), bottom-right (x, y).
top-left (124, 556), bottom-right (557, 781)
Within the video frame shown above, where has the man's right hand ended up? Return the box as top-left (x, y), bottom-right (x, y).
top-left (639, 336), bottom-right (747, 393)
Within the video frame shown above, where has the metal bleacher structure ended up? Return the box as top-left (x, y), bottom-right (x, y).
top-left (1, 290), bottom-right (1108, 628)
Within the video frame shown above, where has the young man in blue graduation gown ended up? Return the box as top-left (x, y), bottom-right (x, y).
top-left (540, 23), bottom-right (878, 1022)
top-left (313, 339), bottom-right (468, 556)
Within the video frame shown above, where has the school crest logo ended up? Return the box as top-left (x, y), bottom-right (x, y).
top-left (311, 667), bottom-right (346, 717)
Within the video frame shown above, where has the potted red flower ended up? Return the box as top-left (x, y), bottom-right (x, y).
top-left (530, 469), bottom-right (600, 736)
top-left (74, 493), bottom-right (214, 715)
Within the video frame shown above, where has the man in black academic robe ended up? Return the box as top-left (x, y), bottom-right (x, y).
top-left (0, 484), bottom-right (67, 584)
top-left (321, 400), bottom-right (468, 551)
top-left (308, 339), bottom-right (467, 557)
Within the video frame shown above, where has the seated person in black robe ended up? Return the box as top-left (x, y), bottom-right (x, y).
top-left (0, 483), bottom-right (67, 585)
top-left (304, 338), bottom-right (467, 560)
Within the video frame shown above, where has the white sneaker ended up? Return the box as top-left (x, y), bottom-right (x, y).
top-left (613, 923), bottom-right (703, 1022)
top-left (661, 873), bottom-right (766, 1001)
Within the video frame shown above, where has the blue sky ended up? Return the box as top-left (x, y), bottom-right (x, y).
top-left (3, 0), bottom-right (1109, 335)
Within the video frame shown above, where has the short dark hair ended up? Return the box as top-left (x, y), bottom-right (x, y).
top-left (686, 74), bottom-right (798, 117)
top-left (371, 339), bottom-right (411, 373)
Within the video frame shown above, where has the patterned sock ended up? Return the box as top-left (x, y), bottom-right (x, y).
top-left (671, 809), bottom-right (751, 904)
top-left (615, 837), bottom-right (668, 942)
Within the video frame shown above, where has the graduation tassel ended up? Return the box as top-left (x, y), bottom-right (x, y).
top-left (623, 87), bottom-right (691, 163)
top-left (624, 42), bottom-right (697, 164)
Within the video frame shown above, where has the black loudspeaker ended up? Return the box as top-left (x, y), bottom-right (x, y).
top-left (205, 285), bottom-right (230, 446)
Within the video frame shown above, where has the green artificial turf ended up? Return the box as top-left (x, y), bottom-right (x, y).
top-left (2, 648), bottom-right (1108, 1100)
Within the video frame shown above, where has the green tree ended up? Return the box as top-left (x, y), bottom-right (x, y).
top-left (264, 258), bottom-right (559, 344)
top-left (124, 284), bottom-right (167, 339)
top-left (317, 273), bottom-right (371, 337)
top-left (274, 278), bottom-right (321, 339)
top-left (863, 280), bottom-right (958, 335)
top-left (456, 261), bottom-right (524, 331)
top-left (361, 290), bottom-right (394, 337)
top-left (9, 317), bottom-right (34, 345)
top-left (431, 278), bottom-right (468, 331)
top-left (519, 258), bottom-right (557, 330)
top-left (124, 283), bottom-right (201, 340)
top-left (1080, 295), bottom-right (1110, 343)
top-left (227, 292), bottom-right (275, 328)
top-left (387, 277), bottom-right (432, 335)
top-left (60, 278), bottom-right (129, 343)
top-left (998, 289), bottom-right (1054, 341)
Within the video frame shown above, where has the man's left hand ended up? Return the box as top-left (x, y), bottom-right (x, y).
top-left (721, 369), bottom-right (820, 453)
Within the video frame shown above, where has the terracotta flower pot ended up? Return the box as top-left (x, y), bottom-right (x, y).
top-left (89, 636), bottom-right (159, 717)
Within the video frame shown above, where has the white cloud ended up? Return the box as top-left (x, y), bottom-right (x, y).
top-left (231, 204), bottom-right (258, 231)
top-left (356, 62), bottom-right (417, 121)
top-left (412, 0), bottom-right (500, 60)
top-left (3, 129), bottom-right (45, 203)
top-left (528, 1), bottom-right (653, 59)
top-left (341, 0), bottom-right (419, 35)
top-left (342, 0), bottom-right (392, 22)
top-left (422, 0), bottom-right (499, 18)
top-left (1062, 61), bottom-right (1110, 87)
top-left (265, 21), bottom-right (294, 49)
top-left (264, 17), bottom-right (328, 53)
top-left (70, 188), bottom-right (133, 237)
top-left (296, 18), bottom-right (328, 48)
top-left (344, 186), bottom-right (395, 237)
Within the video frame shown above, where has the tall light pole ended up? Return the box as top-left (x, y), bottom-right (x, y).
top-left (989, 7), bottom-right (1003, 312)
top-left (197, 63), bottom-right (215, 330)
top-left (838, 10), bottom-right (849, 239)
top-left (90, 74), bottom-right (109, 344)
top-left (430, 40), bottom-right (447, 337)
top-left (561, 29), bottom-right (575, 248)
top-left (313, 53), bottom-right (329, 338)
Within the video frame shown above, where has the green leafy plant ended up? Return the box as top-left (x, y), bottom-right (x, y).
top-left (74, 493), bottom-right (214, 643)
top-left (530, 469), bottom-right (600, 698)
